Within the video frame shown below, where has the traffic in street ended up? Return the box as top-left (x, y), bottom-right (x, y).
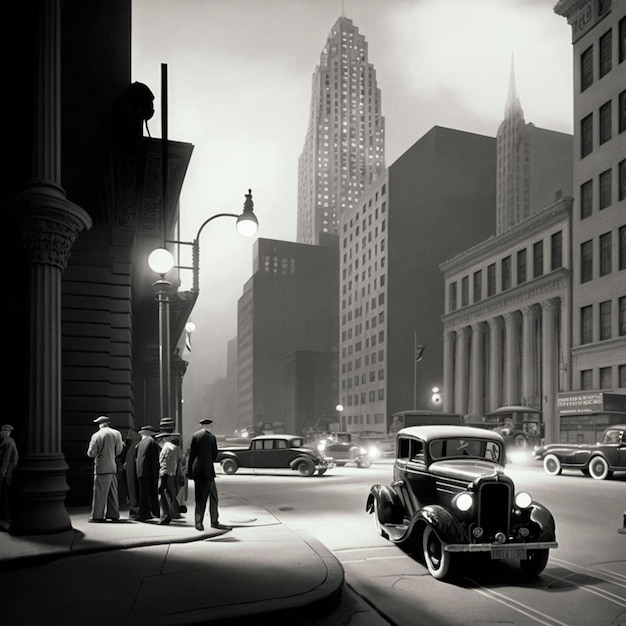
top-left (215, 457), bottom-right (626, 626)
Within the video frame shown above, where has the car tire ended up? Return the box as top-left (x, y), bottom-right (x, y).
top-left (520, 549), bottom-right (549, 576)
top-left (335, 462), bottom-right (346, 467)
top-left (221, 458), bottom-right (238, 475)
top-left (588, 456), bottom-right (612, 480)
top-left (297, 459), bottom-right (315, 477)
top-left (543, 454), bottom-right (562, 476)
top-left (422, 525), bottom-right (453, 580)
top-left (356, 458), bottom-right (372, 469)
top-left (372, 498), bottom-right (389, 540)
top-left (513, 433), bottom-right (528, 448)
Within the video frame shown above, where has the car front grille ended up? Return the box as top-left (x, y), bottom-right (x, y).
top-left (477, 481), bottom-right (511, 540)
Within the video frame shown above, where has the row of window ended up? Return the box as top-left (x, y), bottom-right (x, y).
top-left (580, 159), bottom-right (626, 217)
top-left (343, 388), bottom-right (385, 407)
top-left (579, 16), bottom-right (625, 92)
top-left (342, 368), bottom-right (385, 389)
top-left (580, 295), bottom-right (626, 344)
top-left (580, 225), bottom-right (626, 282)
top-left (580, 364), bottom-right (626, 389)
top-left (449, 231), bottom-right (563, 311)
top-left (580, 91), bottom-right (626, 158)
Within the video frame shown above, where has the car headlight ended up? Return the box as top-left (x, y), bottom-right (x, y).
top-left (358, 447), bottom-right (367, 455)
top-left (453, 492), bottom-right (474, 512)
top-left (368, 446), bottom-right (381, 458)
top-left (515, 491), bottom-right (533, 509)
top-left (317, 441), bottom-right (326, 452)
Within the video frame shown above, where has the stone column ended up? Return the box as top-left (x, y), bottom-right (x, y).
top-left (503, 311), bottom-right (520, 405)
top-left (542, 298), bottom-right (559, 444)
top-left (488, 317), bottom-right (503, 411)
top-left (469, 323), bottom-right (483, 418)
top-left (442, 331), bottom-right (455, 413)
top-left (521, 305), bottom-right (535, 406)
top-left (9, 0), bottom-right (92, 534)
top-left (454, 327), bottom-right (469, 416)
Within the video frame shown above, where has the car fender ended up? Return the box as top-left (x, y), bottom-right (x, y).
top-left (289, 455), bottom-right (315, 470)
top-left (413, 505), bottom-right (465, 544)
top-left (217, 450), bottom-right (239, 462)
top-left (529, 501), bottom-right (557, 541)
top-left (366, 484), bottom-right (405, 524)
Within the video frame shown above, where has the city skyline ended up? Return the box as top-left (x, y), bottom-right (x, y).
top-left (131, 0), bottom-right (574, 421)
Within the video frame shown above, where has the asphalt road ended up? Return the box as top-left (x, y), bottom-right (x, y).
top-left (215, 458), bottom-right (626, 626)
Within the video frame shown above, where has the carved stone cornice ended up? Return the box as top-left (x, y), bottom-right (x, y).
top-left (12, 181), bottom-right (92, 270)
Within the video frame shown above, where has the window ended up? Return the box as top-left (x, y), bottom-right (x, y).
top-left (502, 256), bottom-right (511, 291)
top-left (461, 276), bottom-right (469, 307)
top-left (449, 282), bottom-right (457, 311)
top-left (620, 91), bottom-right (626, 133)
top-left (581, 369), bottom-right (593, 390)
top-left (599, 30), bottom-right (612, 78)
top-left (600, 232), bottom-right (612, 276)
top-left (599, 169), bottom-right (612, 209)
top-left (581, 113), bottom-right (593, 157)
top-left (581, 305), bottom-right (593, 344)
top-left (581, 179), bottom-right (593, 218)
top-left (621, 226), bottom-right (626, 270)
top-left (599, 101), bottom-right (612, 144)
top-left (621, 365), bottom-right (626, 388)
top-left (473, 270), bottom-right (482, 303)
top-left (619, 159), bottom-right (626, 201)
top-left (581, 45), bottom-right (593, 91)
top-left (620, 296), bottom-right (626, 336)
top-left (551, 231), bottom-right (563, 271)
top-left (619, 17), bottom-right (625, 63)
top-left (600, 367), bottom-right (612, 389)
top-left (581, 240), bottom-right (593, 283)
top-left (517, 249), bottom-right (527, 284)
top-left (487, 264), bottom-right (496, 296)
top-left (533, 241), bottom-right (544, 278)
top-left (600, 300), bottom-right (612, 340)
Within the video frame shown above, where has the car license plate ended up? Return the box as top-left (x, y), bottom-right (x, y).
top-left (491, 546), bottom-right (527, 560)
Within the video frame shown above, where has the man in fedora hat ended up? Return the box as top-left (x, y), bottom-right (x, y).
top-left (0, 424), bottom-right (18, 531)
top-left (87, 415), bottom-right (124, 522)
top-left (135, 425), bottom-right (160, 522)
top-left (187, 418), bottom-right (230, 531)
top-left (155, 431), bottom-right (183, 525)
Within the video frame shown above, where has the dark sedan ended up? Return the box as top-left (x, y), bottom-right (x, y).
top-left (534, 424), bottom-right (626, 480)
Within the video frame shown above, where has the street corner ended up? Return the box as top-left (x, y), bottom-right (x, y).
top-left (218, 491), bottom-right (282, 528)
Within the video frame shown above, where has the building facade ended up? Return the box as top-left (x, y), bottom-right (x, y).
top-left (554, 0), bottom-right (626, 439)
top-left (237, 237), bottom-right (339, 433)
top-left (297, 15), bottom-right (385, 245)
top-left (338, 127), bottom-right (497, 434)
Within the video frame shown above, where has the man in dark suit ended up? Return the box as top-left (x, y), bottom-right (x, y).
top-left (135, 425), bottom-right (160, 521)
top-left (187, 418), bottom-right (230, 531)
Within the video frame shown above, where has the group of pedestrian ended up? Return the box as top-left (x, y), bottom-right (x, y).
top-left (87, 415), bottom-right (230, 531)
top-left (0, 424), bottom-right (19, 531)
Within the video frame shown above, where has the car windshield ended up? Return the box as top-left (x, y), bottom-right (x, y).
top-left (429, 438), bottom-right (502, 462)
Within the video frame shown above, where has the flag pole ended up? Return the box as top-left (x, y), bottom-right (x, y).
top-left (413, 331), bottom-right (417, 410)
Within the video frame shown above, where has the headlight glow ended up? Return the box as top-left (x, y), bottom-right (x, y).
top-left (453, 492), bottom-right (474, 512)
top-left (515, 491), bottom-right (533, 509)
top-left (317, 441), bottom-right (326, 452)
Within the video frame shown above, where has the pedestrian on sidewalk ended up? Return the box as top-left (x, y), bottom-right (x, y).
top-left (156, 432), bottom-right (183, 525)
top-left (87, 415), bottom-right (124, 522)
top-left (0, 424), bottom-right (19, 531)
top-left (123, 431), bottom-right (140, 519)
top-left (187, 418), bottom-right (231, 531)
top-left (135, 425), bottom-right (160, 521)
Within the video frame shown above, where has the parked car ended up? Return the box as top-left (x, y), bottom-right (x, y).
top-left (216, 434), bottom-right (335, 477)
top-left (533, 424), bottom-right (626, 480)
top-left (367, 425), bottom-right (558, 581)
top-left (315, 432), bottom-right (372, 468)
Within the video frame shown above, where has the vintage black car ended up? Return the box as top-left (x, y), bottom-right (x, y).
top-left (314, 432), bottom-right (372, 468)
top-left (217, 434), bottom-right (335, 477)
top-left (367, 425), bottom-right (557, 580)
top-left (534, 424), bottom-right (626, 480)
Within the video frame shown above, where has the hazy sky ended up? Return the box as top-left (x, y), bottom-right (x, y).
top-left (131, 0), bottom-right (573, 419)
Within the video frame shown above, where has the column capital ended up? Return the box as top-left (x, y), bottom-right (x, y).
top-left (13, 181), bottom-right (92, 270)
top-left (488, 316), bottom-right (502, 331)
top-left (521, 305), bottom-right (535, 319)
top-left (542, 297), bottom-right (560, 313)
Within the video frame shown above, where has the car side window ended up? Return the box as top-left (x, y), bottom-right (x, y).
top-left (397, 437), bottom-right (409, 460)
top-left (410, 440), bottom-right (424, 462)
top-left (276, 440), bottom-right (287, 449)
top-left (263, 440), bottom-right (274, 450)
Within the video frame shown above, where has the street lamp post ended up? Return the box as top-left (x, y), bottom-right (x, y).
top-left (336, 404), bottom-right (344, 431)
top-left (148, 247), bottom-right (175, 422)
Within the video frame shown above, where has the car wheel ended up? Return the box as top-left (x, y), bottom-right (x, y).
top-left (422, 525), bottom-right (453, 580)
top-left (520, 549), bottom-right (549, 576)
top-left (297, 459), bottom-right (315, 477)
top-left (221, 458), bottom-right (238, 475)
top-left (513, 433), bottom-right (528, 448)
top-left (356, 458), bottom-right (372, 469)
top-left (588, 456), bottom-right (611, 480)
top-left (372, 498), bottom-right (388, 540)
top-left (335, 461), bottom-right (346, 467)
top-left (543, 454), bottom-right (562, 476)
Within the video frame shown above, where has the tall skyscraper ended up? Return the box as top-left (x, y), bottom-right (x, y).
top-left (297, 15), bottom-right (385, 245)
top-left (496, 59), bottom-right (573, 234)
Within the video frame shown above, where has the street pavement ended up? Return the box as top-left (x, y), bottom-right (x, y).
top-left (0, 490), bottom-right (391, 626)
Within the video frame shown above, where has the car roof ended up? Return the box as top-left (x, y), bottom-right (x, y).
top-left (252, 434), bottom-right (301, 441)
top-left (397, 425), bottom-right (505, 442)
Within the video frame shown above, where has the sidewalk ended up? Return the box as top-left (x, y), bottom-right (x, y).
top-left (0, 492), bottom-right (351, 626)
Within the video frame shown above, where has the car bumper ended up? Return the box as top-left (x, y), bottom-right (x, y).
top-left (318, 459), bottom-right (335, 470)
top-left (445, 541), bottom-right (558, 553)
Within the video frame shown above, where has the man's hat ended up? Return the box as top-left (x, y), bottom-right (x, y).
top-left (138, 425), bottom-right (156, 435)
top-left (199, 418), bottom-right (213, 425)
top-left (155, 431), bottom-right (180, 439)
top-left (0, 424), bottom-right (14, 432)
top-left (93, 415), bottom-right (110, 424)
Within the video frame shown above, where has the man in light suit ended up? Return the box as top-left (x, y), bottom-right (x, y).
top-left (187, 418), bottom-right (230, 531)
top-left (87, 415), bottom-right (124, 522)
